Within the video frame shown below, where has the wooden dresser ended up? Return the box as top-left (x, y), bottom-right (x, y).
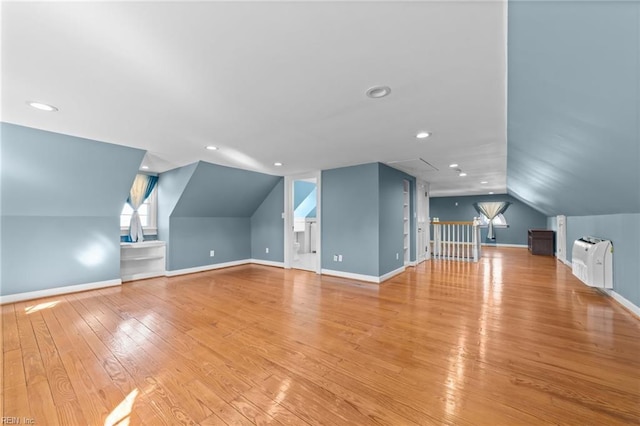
top-left (528, 229), bottom-right (555, 256)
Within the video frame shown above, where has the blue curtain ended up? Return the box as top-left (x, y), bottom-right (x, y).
top-left (126, 174), bottom-right (158, 242)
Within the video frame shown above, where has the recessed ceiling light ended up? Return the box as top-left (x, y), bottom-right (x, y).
top-left (459, 172), bottom-right (467, 177)
top-left (141, 165), bottom-right (149, 170)
top-left (449, 163), bottom-right (459, 168)
top-left (489, 191), bottom-right (494, 194)
top-left (416, 131), bottom-right (431, 139)
top-left (205, 145), bottom-right (218, 151)
top-left (274, 162), bottom-right (283, 167)
top-left (366, 85), bottom-right (391, 99)
top-left (481, 181), bottom-right (488, 184)
top-left (27, 101), bottom-right (58, 112)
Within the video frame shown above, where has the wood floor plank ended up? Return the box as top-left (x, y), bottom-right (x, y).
top-left (2, 247), bottom-right (639, 425)
top-left (2, 304), bottom-right (20, 353)
top-left (0, 342), bottom-right (3, 415)
top-left (3, 348), bottom-right (26, 391)
top-left (26, 379), bottom-right (59, 426)
top-left (238, 386), bottom-right (309, 425)
top-left (3, 348), bottom-right (30, 420)
top-left (3, 380), bottom-right (30, 421)
top-left (55, 400), bottom-right (88, 425)
top-left (215, 403), bottom-right (255, 426)
top-left (57, 349), bottom-right (114, 424)
top-left (13, 302), bottom-right (48, 386)
top-left (29, 311), bottom-right (77, 406)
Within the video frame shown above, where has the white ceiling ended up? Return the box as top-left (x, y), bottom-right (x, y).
top-left (1, 1), bottom-right (507, 197)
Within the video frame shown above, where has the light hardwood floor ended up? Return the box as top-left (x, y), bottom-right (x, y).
top-left (2, 247), bottom-right (639, 425)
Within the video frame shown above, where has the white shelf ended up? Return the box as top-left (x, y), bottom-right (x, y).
top-left (121, 241), bottom-right (166, 282)
top-left (121, 255), bottom-right (164, 262)
top-left (121, 241), bottom-right (165, 248)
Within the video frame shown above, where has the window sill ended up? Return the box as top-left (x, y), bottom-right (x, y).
top-left (121, 227), bottom-right (157, 236)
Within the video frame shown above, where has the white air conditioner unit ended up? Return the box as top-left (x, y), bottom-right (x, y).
top-left (572, 237), bottom-right (613, 289)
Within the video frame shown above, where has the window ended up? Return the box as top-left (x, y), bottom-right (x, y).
top-left (120, 186), bottom-right (157, 234)
top-left (478, 213), bottom-right (508, 228)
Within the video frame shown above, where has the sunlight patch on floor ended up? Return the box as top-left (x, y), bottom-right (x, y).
top-left (25, 300), bottom-right (59, 314)
top-left (105, 388), bottom-right (139, 426)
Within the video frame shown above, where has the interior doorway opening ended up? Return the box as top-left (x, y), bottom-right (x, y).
top-left (284, 173), bottom-right (321, 272)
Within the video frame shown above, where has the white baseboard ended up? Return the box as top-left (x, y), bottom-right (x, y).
top-left (555, 252), bottom-right (568, 262)
top-left (122, 271), bottom-right (166, 282)
top-left (557, 260), bottom-right (638, 318)
top-left (1, 259), bottom-right (286, 304)
top-left (0, 279), bottom-right (122, 305)
top-left (608, 290), bottom-right (640, 318)
top-left (321, 266), bottom-right (406, 284)
top-left (249, 259), bottom-right (285, 268)
top-left (165, 259), bottom-right (251, 277)
top-left (321, 269), bottom-right (380, 283)
top-left (380, 266), bottom-right (406, 282)
top-left (482, 243), bottom-right (528, 248)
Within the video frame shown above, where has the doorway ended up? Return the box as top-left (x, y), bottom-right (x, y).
top-left (416, 180), bottom-right (430, 262)
top-left (557, 215), bottom-right (567, 263)
top-left (284, 173), bottom-right (321, 272)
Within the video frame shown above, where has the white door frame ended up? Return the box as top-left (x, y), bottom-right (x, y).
top-left (416, 180), bottom-right (430, 263)
top-left (284, 172), bottom-right (321, 273)
top-left (557, 215), bottom-right (567, 263)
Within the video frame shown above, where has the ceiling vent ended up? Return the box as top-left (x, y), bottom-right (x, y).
top-left (386, 158), bottom-right (439, 176)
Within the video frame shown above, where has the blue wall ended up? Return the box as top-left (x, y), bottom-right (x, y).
top-left (565, 214), bottom-right (640, 308)
top-left (321, 162), bottom-right (416, 278)
top-left (294, 180), bottom-right (317, 218)
top-left (169, 217), bottom-right (251, 269)
top-left (430, 193), bottom-right (547, 246)
top-left (159, 161), bottom-right (281, 271)
top-left (507, 0), bottom-right (640, 217)
top-left (251, 178), bottom-right (285, 262)
top-left (378, 163), bottom-right (416, 275)
top-left (157, 162), bottom-right (197, 269)
top-left (1, 123), bottom-right (144, 296)
top-left (322, 163), bottom-right (380, 276)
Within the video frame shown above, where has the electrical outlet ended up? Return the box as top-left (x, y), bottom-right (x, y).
top-left (265, 247), bottom-right (269, 254)
top-left (333, 254), bottom-right (338, 262)
top-left (210, 250), bottom-right (215, 257)
top-left (396, 253), bottom-right (399, 260)
top-left (338, 254), bottom-right (343, 262)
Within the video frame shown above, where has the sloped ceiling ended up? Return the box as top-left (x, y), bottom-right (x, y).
top-left (1, 123), bottom-right (144, 217)
top-left (171, 162), bottom-right (281, 218)
top-left (507, 1), bottom-right (640, 217)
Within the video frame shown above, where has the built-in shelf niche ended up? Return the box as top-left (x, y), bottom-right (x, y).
top-left (120, 241), bottom-right (166, 282)
top-left (403, 180), bottom-right (410, 265)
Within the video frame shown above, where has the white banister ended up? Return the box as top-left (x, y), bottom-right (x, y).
top-left (430, 220), bottom-right (481, 262)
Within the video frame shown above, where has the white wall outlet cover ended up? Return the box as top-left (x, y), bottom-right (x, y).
top-left (210, 250), bottom-right (215, 257)
top-left (396, 253), bottom-right (399, 260)
top-left (333, 255), bottom-right (338, 261)
top-left (338, 254), bottom-right (343, 262)
top-left (281, 212), bottom-right (285, 219)
top-left (265, 247), bottom-right (269, 253)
